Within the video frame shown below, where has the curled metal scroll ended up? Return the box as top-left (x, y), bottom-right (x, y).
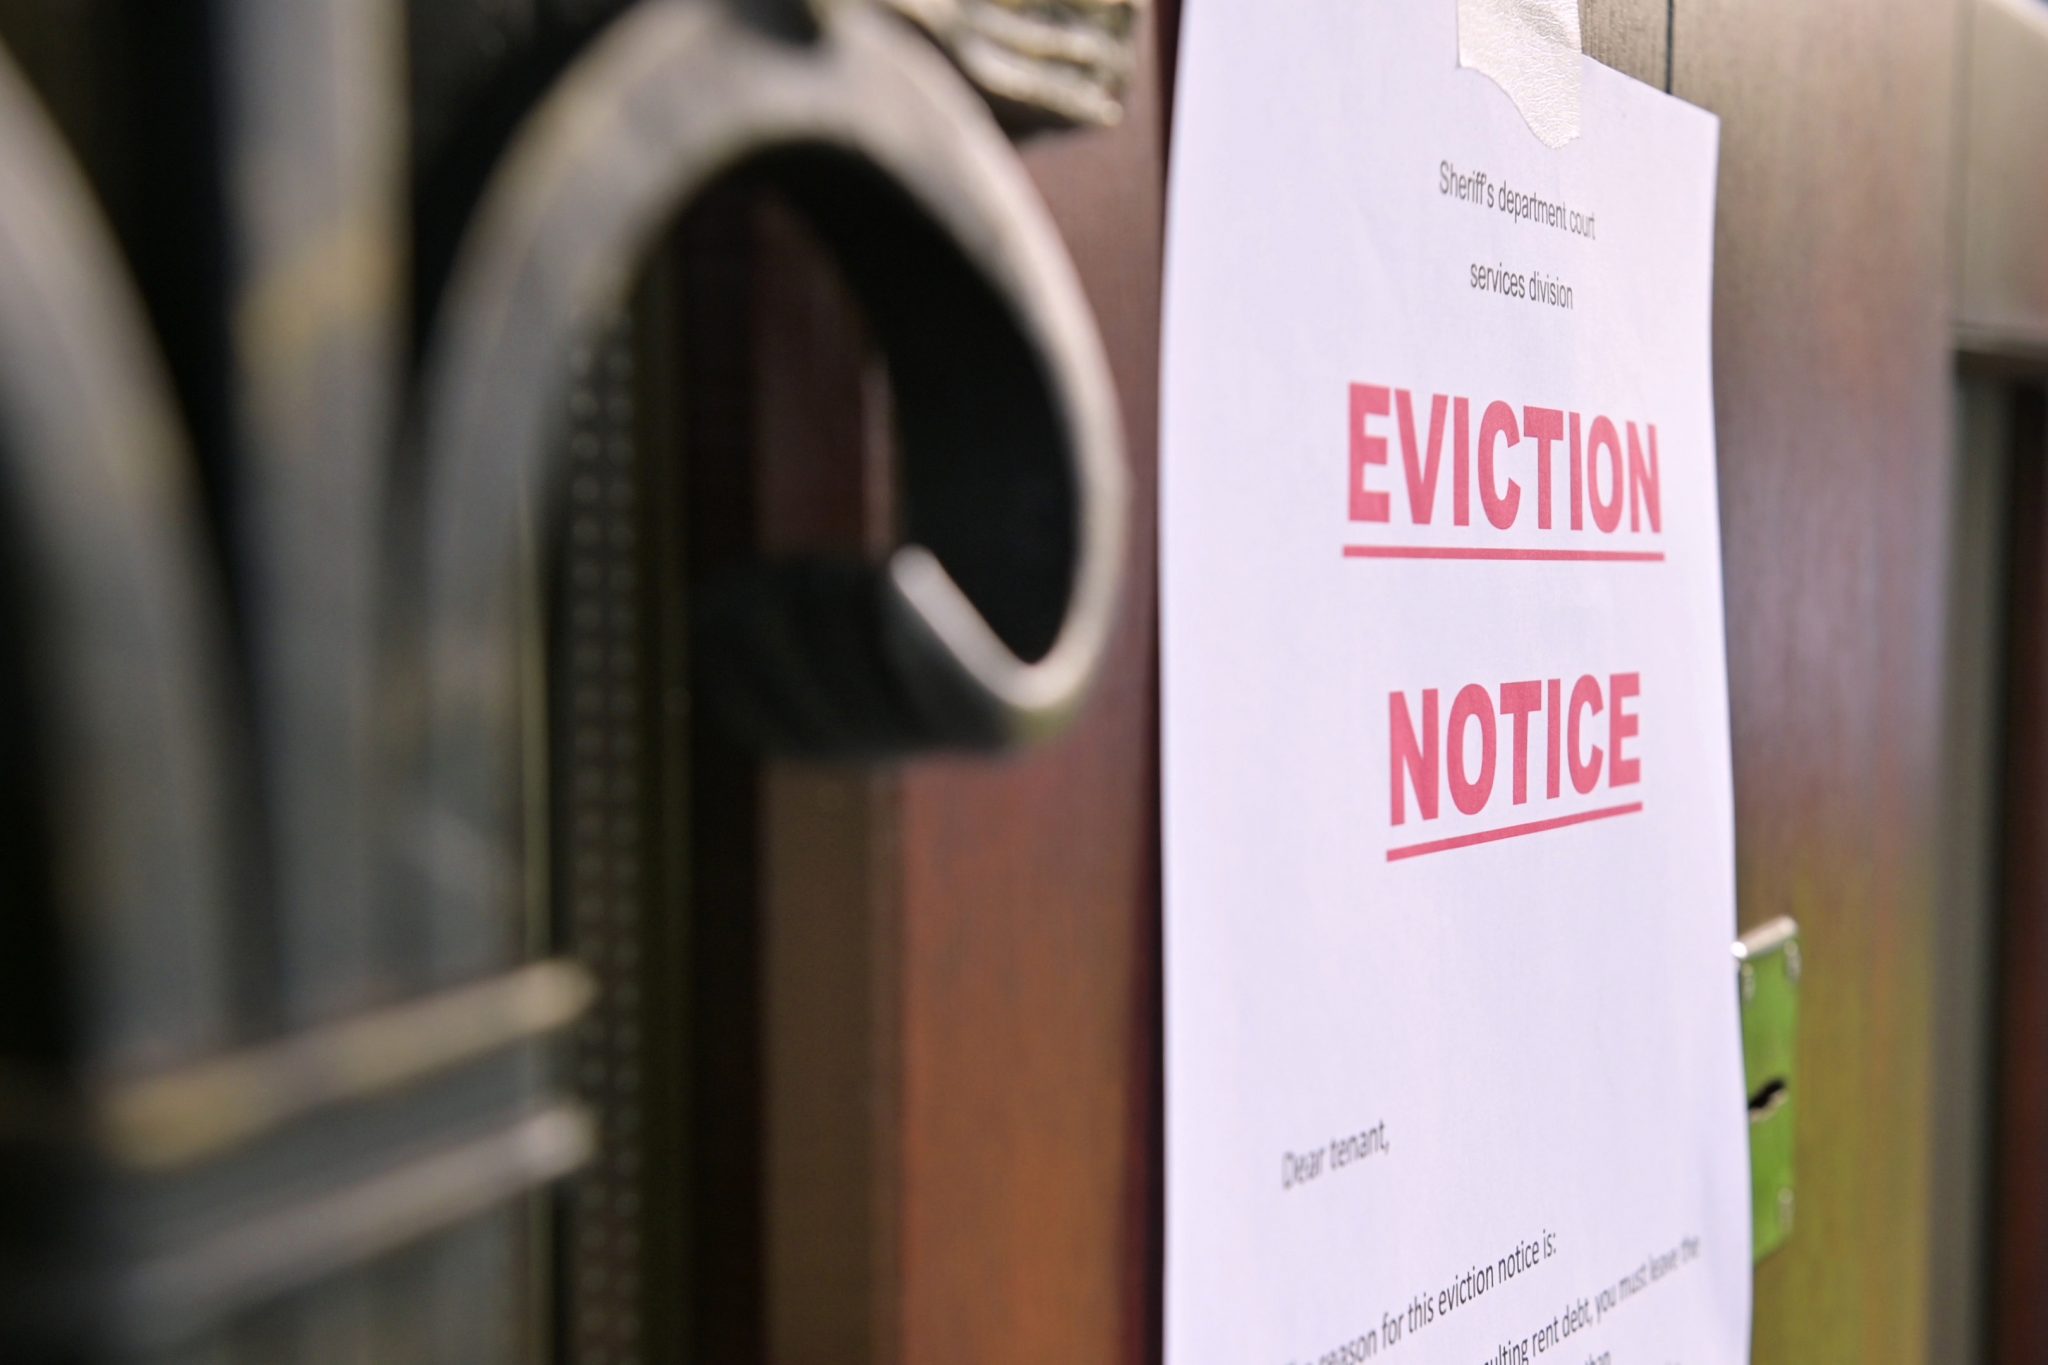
top-left (0, 46), bottom-right (242, 1084)
top-left (0, 38), bottom-right (245, 1354)
top-left (405, 0), bottom-right (1126, 971)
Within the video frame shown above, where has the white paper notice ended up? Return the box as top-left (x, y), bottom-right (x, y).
top-left (1161, 4), bottom-right (1749, 1364)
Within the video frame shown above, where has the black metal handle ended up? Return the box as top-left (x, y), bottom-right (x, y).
top-left (691, 133), bottom-right (1126, 753)
top-left (399, 0), bottom-right (1129, 976)
top-left (411, 0), bottom-right (1124, 767)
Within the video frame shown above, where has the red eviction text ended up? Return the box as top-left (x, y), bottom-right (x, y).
top-left (1349, 384), bottom-right (1662, 545)
top-left (1389, 672), bottom-right (1643, 848)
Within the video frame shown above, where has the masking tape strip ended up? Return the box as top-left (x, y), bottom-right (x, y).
top-left (1457, 0), bottom-right (1583, 148)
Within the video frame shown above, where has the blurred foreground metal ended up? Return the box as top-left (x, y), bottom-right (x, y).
top-left (0, 0), bottom-right (1133, 1358)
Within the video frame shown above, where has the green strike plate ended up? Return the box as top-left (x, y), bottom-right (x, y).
top-left (1736, 917), bottom-right (1800, 1263)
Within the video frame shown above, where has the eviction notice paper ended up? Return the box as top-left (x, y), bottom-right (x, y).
top-left (1161, 2), bottom-right (1749, 1363)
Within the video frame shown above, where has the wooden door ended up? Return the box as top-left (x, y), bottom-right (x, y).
top-left (1669, 0), bottom-right (1963, 1359)
top-left (648, 14), bottom-right (1171, 1361)
top-left (860, 3), bottom-right (1972, 1360)
top-left (640, 2), bottom-right (2002, 1363)
top-left (0, 0), bottom-right (2010, 1357)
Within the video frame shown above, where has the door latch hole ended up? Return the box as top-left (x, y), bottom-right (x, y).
top-left (1747, 1077), bottom-right (1789, 1122)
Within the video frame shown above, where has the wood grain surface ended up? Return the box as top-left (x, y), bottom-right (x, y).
top-left (1674, 1), bottom-right (1962, 1359)
top-left (1582, 0), bottom-right (1670, 91)
top-left (893, 18), bottom-right (1167, 1364)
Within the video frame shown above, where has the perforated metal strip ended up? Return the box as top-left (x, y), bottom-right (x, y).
top-left (559, 313), bottom-right (648, 1365)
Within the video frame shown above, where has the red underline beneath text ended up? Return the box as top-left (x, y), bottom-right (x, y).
top-left (1344, 545), bottom-right (1666, 563)
top-left (1386, 801), bottom-right (1645, 862)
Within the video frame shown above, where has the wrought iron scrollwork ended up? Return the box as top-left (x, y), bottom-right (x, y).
top-left (0, 0), bottom-right (1130, 1353)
